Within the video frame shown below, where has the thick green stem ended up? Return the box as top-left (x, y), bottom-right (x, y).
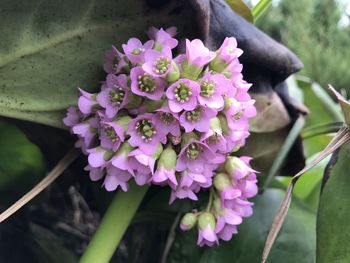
top-left (79, 183), bottom-right (148, 263)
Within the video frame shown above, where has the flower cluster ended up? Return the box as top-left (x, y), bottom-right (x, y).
top-left (64, 27), bottom-right (258, 246)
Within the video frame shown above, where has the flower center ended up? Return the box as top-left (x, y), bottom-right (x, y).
top-left (160, 112), bottom-right (175, 125)
top-left (233, 110), bottom-right (243, 120)
top-left (153, 56), bottom-right (170, 74)
top-left (207, 133), bottom-right (220, 143)
top-left (135, 119), bottom-right (156, 142)
top-left (104, 125), bottom-right (120, 143)
top-left (186, 143), bottom-right (201, 160)
top-left (200, 80), bottom-right (216, 98)
top-left (174, 84), bottom-right (192, 103)
top-left (132, 47), bottom-right (145, 55)
top-left (186, 108), bottom-right (201, 122)
top-left (109, 85), bottom-right (125, 105)
top-left (137, 74), bottom-right (156, 93)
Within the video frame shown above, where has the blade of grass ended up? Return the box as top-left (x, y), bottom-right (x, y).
top-left (0, 148), bottom-right (80, 223)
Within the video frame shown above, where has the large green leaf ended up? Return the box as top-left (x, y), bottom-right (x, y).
top-left (0, 120), bottom-right (45, 195)
top-left (168, 189), bottom-right (316, 263)
top-left (317, 141), bottom-right (350, 263)
top-left (0, 0), bottom-right (196, 128)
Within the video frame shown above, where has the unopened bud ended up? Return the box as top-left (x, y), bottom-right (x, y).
top-left (180, 213), bottom-right (198, 231)
top-left (213, 172), bottom-right (231, 192)
top-left (198, 212), bottom-right (216, 230)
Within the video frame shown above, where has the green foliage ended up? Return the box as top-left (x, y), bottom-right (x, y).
top-left (257, 0), bottom-right (350, 93)
top-left (317, 141), bottom-right (350, 263)
top-left (0, 0), bottom-right (196, 128)
top-left (168, 189), bottom-right (316, 263)
top-left (0, 121), bottom-right (45, 195)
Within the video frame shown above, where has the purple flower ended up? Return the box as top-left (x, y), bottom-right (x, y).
top-left (142, 47), bottom-right (173, 78)
top-left (201, 118), bottom-right (228, 153)
top-left (63, 106), bottom-right (80, 127)
top-left (96, 74), bottom-right (128, 118)
top-left (122, 38), bottom-right (154, 64)
top-left (210, 37), bottom-right (243, 73)
top-left (72, 117), bottom-right (99, 148)
top-left (127, 113), bottom-right (167, 155)
top-left (166, 79), bottom-right (200, 113)
top-left (103, 165), bottom-right (132, 192)
top-left (99, 121), bottom-right (125, 151)
top-left (87, 147), bottom-right (114, 168)
top-left (185, 39), bottom-right (216, 67)
top-left (152, 146), bottom-right (177, 189)
top-left (78, 89), bottom-right (98, 115)
top-left (197, 212), bottom-right (218, 247)
top-left (198, 73), bottom-right (232, 109)
top-left (147, 27), bottom-right (178, 50)
top-left (216, 37), bottom-right (243, 64)
top-left (84, 165), bottom-right (104, 181)
top-left (154, 106), bottom-right (181, 137)
top-left (179, 106), bottom-right (216, 132)
top-left (103, 45), bottom-right (128, 74)
top-left (110, 142), bottom-right (134, 174)
top-left (213, 172), bottom-right (241, 202)
top-left (176, 141), bottom-right (217, 173)
top-left (130, 66), bottom-right (166, 100)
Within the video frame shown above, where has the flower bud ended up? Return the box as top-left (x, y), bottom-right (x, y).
top-left (166, 62), bottom-right (180, 83)
top-left (198, 212), bottom-right (216, 231)
top-left (213, 172), bottom-right (231, 192)
top-left (157, 145), bottom-right (176, 170)
top-left (209, 56), bottom-right (228, 73)
top-left (224, 156), bottom-right (250, 179)
top-left (180, 213), bottom-right (198, 231)
top-left (209, 117), bottom-right (222, 131)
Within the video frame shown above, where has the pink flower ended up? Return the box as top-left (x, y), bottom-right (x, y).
top-left (87, 147), bottom-right (114, 168)
top-left (142, 46), bottom-right (173, 78)
top-left (103, 165), bottom-right (132, 191)
top-left (78, 89), bottom-right (98, 115)
top-left (103, 46), bottom-right (128, 74)
top-left (147, 27), bottom-right (178, 50)
top-left (166, 78), bottom-right (200, 113)
top-left (72, 117), bottom-right (99, 148)
top-left (216, 37), bottom-right (243, 64)
top-left (122, 38), bottom-right (154, 64)
top-left (197, 212), bottom-right (218, 247)
top-left (130, 66), bottom-right (166, 100)
top-left (127, 113), bottom-right (167, 155)
top-left (154, 106), bottom-right (181, 137)
top-left (185, 39), bottom-right (216, 67)
top-left (84, 165), bottom-right (104, 181)
top-left (198, 73), bottom-right (233, 109)
top-left (179, 106), bottom-right (216, 132)
top-left (96, 74), bottom-right (129, 118)
top-left (176, 141), bottom-right (217, 173)
top-left (99, 121), bottom-right (125, 151)
top-left (152, 146), bottom-right (178, 189)
top-left (63, 106), bottom-right (80, 127)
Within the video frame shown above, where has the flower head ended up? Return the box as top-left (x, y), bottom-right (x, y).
top-left (97, 74), bottom-right (128, 118)
top-left (166, 79), bottom-right (200, 113)
top-left (122, 38), bottom-right (154, 64)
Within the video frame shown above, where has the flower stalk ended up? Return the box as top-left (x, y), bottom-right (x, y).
top-left (80, 183), bottom-right (148, 263)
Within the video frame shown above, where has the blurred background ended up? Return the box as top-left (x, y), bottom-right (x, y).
top-left (255, 0), bottom-right (350, 93)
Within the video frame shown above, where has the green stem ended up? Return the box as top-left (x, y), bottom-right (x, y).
top-left (79, 183), bottom-right (148, 263)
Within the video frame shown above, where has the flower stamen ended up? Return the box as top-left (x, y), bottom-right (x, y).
top-left (137, 74), bottom-right (156, 93)
top-left (153, 56), bottom-right (170, 74)
top-left (186, 143), bottom-right (201, 160)
top-left (135, 119), bottom-right (156, 142)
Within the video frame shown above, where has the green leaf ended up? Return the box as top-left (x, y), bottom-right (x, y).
top-left (328, 85), bottom-right (350, 128)
top-left (252, 0), bottom-right (272, 22)
top-left (168, 189), bottom-right (316, 263)
top-left (225, 0), bottom-right (253, 22)
top-left (296, 77), bottom-right (342, 127)
top-left (0, 120), bottom-right (45, 194)
top-left (0, 0), bottom-right (196, 128)
top-left (317, 141), bottom-right (350, 262)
